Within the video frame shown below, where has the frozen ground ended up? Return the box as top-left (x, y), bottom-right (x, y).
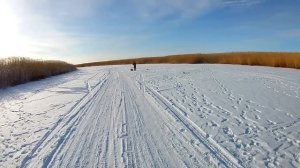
top-left (0, 64), bottom-right (299, 168)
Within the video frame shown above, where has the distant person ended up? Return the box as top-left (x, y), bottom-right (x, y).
top-left (133, 62), bottom-right (136, 71)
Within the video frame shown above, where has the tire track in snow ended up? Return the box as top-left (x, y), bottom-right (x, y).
top-left (20, 71), bottom-right (110, 168)
top-left (121, 71), bottom-right (202, 168)
top-left (53, 72), bottom-right (123, 168)
top-left (144, 84), bottom-right (245, 168)
top-left (61, 82), bottom-right (115, 168)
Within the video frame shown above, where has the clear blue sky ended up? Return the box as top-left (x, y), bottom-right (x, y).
top-left (0, 0), bottom-right (299, 63)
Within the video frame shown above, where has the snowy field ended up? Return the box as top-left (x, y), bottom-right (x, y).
top-left (0, 64), bottom-right (300, 168)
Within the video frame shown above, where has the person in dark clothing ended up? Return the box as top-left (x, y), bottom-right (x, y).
top-left (133, 62), bottom-right (136, 71)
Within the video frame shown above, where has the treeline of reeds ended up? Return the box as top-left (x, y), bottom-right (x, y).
top-left (77, 52), bottom-right (300, 69)
top-left (0, 57), bottom-right (77, 89)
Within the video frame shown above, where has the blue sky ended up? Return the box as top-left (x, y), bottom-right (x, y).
top-left (0, 0), bottom-right (299, 63)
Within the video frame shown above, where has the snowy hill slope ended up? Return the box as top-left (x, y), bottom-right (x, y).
top-left (0, 64), bottom-right (299, 167)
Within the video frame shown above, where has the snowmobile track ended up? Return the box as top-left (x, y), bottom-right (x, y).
top-left (144, 84), bottom-right (245, 168)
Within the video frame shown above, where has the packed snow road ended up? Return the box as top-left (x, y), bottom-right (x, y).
top-left (0, 64), bottom-right (300, 168)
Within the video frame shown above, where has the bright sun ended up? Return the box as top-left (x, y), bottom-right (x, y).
top-left (0, 1), bottom-right (28, 57)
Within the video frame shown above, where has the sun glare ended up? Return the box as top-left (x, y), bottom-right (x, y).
top-left (0, 1), bottom-right (28, 57)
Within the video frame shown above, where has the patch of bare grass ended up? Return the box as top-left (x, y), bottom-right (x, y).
top-left (0, 57), bottom-right (77, 89)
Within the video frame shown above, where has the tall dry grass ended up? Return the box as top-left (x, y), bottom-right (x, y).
top-left (77, 52), bottom-right (300, 69)
top-left (0, 57), bottom-right (77, 89)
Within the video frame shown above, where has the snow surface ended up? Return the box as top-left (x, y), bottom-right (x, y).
top-left (0, 64), bottom-right (299, 168)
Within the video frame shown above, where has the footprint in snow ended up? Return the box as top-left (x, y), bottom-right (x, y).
top-left (179, 128), bottom-right (185, 132)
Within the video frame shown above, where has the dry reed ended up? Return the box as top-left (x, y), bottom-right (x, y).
top-left (77, 52), bottom-right (300, 69)
top-left (0, 57), bottom-right (77, 89)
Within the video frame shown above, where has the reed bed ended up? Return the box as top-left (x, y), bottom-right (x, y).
top-left (77, 52), bottom-right (300, 69)
top-left (0, 57), bottom-right (76, 89)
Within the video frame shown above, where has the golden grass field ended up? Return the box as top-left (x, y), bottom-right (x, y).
top-left (0, 57), bottom-right (76, 89)
top-left (77, 52), bottom-right (300, 69)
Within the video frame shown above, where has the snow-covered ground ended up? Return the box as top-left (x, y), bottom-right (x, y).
top-left (0, 64), bottom-right (299, 168)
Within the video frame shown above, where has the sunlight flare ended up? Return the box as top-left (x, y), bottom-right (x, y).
top-left (0, 1), bottom-right (29, 57)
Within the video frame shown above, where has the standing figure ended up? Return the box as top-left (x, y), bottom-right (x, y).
top-left (133, 62), bottom-right (136, 71)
